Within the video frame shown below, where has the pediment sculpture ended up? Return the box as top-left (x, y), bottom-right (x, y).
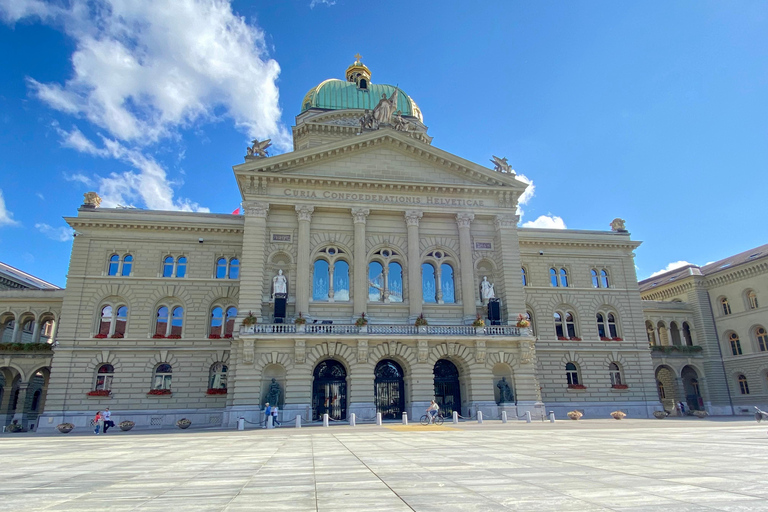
top-left (490, 155), bottom-right (514, 174)
top-left (246, 138), bottom-right (272, 159)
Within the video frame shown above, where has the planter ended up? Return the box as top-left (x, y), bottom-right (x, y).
top-left (611, 384), bottom-right (629, 390)
top-left (611, 411), bottom-right (626, 420)
top-left (567, 410), bottom-right (583, 420)
top-left (119, 421), bottom-right (135, 431)
top-left (57, 423), bottom-right (74, 434)
top-left (206, 388), bottom-right (227, 395)
top-left (567, 384), bottom-right (586, 390)
top-left (87, 390), bottom-right (111, 397)
top-left (147, 389), bottom-right (172, 396)
top-left (653, 411), bottom-right (667, 419)
top-left (176, 418), bottom-right (192, 429)
top-left (692, 410), bottom-right (708, 418)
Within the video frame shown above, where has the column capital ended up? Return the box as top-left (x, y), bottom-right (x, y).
top-left (243, 201), bottom-right (269, 218)
top-left (455, 212), bottom-right (475, 229)
top-left (404, 210), bottom-right (423, 227)
top-left (295, 205), bottom-right (315, 222)
top-left (494, 213), bottom-right (519, 229)
top-left (351, 208), bottom-right (370, 224)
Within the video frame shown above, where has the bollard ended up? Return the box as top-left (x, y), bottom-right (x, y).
top-left (376, 412), bottom-right (382, 425)
top-left (323, 413), bottom-right (329, 427)
top-left (402, 412), bottom-right (408, 425)
top-left (549, 411), bottom-right (555, 423)
top-left (501, 411), bottom-right (508, 423)
top-left (295, 415), bottom-right (302, 428)
top-left (350, 413), bottom-right (356, 427)
top-left (267, 415), bottom-right (274, 429)
top-left (237, 417), bottom-right (245, 431)
top-left (477, 410), bottom-right (484, 424)
top-left (452, 411), bottom-right (459, 424)
top-left (525, 411), bottom-right (532, 423)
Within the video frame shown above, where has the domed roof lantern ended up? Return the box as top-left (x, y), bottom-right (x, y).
top-left (345, 53), bottom-right (371, 89)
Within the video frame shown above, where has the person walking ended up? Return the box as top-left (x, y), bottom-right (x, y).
top-left (93, 411), bottom-right (103, 434)
top-left (263, 403), bottom-right (271, 428)
top-left (103, 408), bottom-right (114, 433)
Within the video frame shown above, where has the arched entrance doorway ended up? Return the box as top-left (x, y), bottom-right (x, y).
top-left (374, 359), bottom-right (404, 420)
top-left (312, 359), bottom-right (347, 420)
top-left (433, 359), bottom-right (461, 416)
top-left (655, 365), bottom-right (678, 413)
top-left (681, 365), bottom-right (703, 411)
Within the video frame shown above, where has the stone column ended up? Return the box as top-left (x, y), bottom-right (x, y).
top-left (351, 208), bottom-right (370, 317)
top-left (239, 202), bottom-right (270, 319)
top-left (295, 205), bottom-right (315, 317)
top-left (12, 382), bottom-right (29, 423)
top-left (31, 318), bottom-right (41, 344)
top-left (494, 214), bottom-right (526, 324)
top-left (405, 211), bottom-right (423, 321)
top-left (455, 213), bottom-right (476, 322)
top-left (10, 318), bottom-right (20, 344)
top-left (512, 339), bottom-right (545, 419)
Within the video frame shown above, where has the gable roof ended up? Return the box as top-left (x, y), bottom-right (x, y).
top-left (0, 261), bottom-right (61, 290)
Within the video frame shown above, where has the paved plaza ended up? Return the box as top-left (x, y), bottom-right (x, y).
top-left (2, 418), bottom-right (767, 511)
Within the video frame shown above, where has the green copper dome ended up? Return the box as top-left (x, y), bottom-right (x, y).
top-left (301, 58), bottom-right (423, 122)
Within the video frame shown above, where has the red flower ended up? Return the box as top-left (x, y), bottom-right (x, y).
top-left (612, 384), bottom-right (629, 389)
top-left (206, 388), bottom-right (227, 395)
top-left (208, 334), bottom-right (221, 339)
top-left (94, 334), bottom-right (108, 339)
top-left (600, 337), bottom-right (611, 341)
top-left (568, 384), bottom-right (586, 390)
top-left (570, 337), bottom-right (582, 341)
top-left (557, 336), bottom-right (568, 340)
top-left (87, 390), bottom-right (111, 397)
top-left (152, 334), bottom-right (165, 339)
top-left (147, 389), bottom-right (172, 395)
top-left (167, 334), bottom-right (182, 339)
top-left (612, 337), bottom-right (623, 341)
top-left (223, 334), bottom-right (233, 339)
top-left (111, 333), bottom-right (124, 339)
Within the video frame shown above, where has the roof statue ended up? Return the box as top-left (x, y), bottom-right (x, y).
top-left (490, 155), bottom-right (514, 174)
top-left (373, 89), bottom-right (399, 126)
top-left (393, 110), bottom-right (412, 132)
top-left (82, 191), bottom-right (102, 208)
top-left (610, 218), bottom-right (627, 232)
top-left (246, 138), bottom-right (272, 159)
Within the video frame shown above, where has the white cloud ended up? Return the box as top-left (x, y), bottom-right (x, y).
top-left (515, 173), bottom-right (535, 216)
top-left (35, 223), bottom-right (73, 242)
top-left (5, 0), bottom-right (289, 147)
top-left (310, 0), bottom-right (337, 7)
top-left (649, 261), bottom-right (695, 278)
top-left (521, 214), bottom-right (567, 229)
top-left (63, 172), bottom-right (95, 187)
top-left (0, 188), bottom-right (19, 227)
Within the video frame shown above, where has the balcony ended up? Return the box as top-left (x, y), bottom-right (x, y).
top-left (650, 345), bottom-right (703, 356)
top-left (240, 324), bottom-right (529, 337)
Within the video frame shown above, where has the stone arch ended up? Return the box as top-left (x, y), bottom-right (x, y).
top-left (310, 232), bottom-right (354, 255)
top-left (202, 351), bottom-right (231, 372)
top-left (145, 351), bottom-right (180, 372)
top-left (427, 342), bottom-right (477, 370)
top-left (86, 350), bottom-right (123, 373)
top-left (419, 236), bottom-right (459, 256)
top-left (367, 341), bottom-right (417, 371)
top-left (85, 283), bottom-right (138, 312)
top-left (146, 285), bottom-right (192, 310)
top-left (253, 352), bottom-right (294, 374)
top-left (304, 341), bottom-right (356, 369)
top-left (365, 235), bottom-right (407, 256)
top-left (484, 351), bottom-right (520, 371)
top-left (0, 362), bottom-right (26, 382)
top-left (201, 286), bottom-right (239, 309)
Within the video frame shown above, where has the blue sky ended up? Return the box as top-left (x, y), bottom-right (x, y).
top-left (0, 0), bottom-right (766, 288)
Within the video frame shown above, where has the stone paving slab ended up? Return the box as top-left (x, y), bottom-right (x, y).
top-left (2, 418), bottom-right (768, 511)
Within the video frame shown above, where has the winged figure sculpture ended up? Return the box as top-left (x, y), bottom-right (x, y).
top-left (246, 138), bottom-right (272, 158)
top-left (490, 155), bottom-right (513, 174)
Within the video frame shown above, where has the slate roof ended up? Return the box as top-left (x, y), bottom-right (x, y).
top-left (0, 261), bottom-right (61, 290)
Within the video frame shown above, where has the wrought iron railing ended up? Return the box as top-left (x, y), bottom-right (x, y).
top-left (241, 324), bottom-right (525, 336)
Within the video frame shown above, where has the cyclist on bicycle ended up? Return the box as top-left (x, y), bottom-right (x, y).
top-left (426, 400), bottom-right (440, 423)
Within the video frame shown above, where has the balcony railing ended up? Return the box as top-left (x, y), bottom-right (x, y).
top-left (650, 345), bottom-right (703, 355)
top-left (241, 324), bottom-right (526, 337)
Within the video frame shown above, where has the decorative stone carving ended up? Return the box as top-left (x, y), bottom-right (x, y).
top-left (490, 155), bottom-right (514, 174)
top-left (404, 210), bottom-right (423, 227)
top-left (610, 218), bottom-right (627, 232)
top-left (294, 340), bottom-right (306, 365)
top-left (494, 214), bottom-right (519, 229)
top-left (246, 138), bottom-right (271, 159)
top-left (496, 377), bottom-right (513, 403)
top-left (475, 340), bottom-right (486, 364)
top-left (357, 340), bottom-right (368, 363)
top-left (373, 90), bottom-right (398, 126)
top-left (480, 276), bottom-right (495, 300)
top-left (265, 378), bottom-right (281, 405)
top-left (82, 191), bottom-right (102, 208)
top-left (418, 340), bottom-right (428, 363)
top-left (359, 109), bottom-right (377, 131)
top-left (243, 339), bottom-right (254, 364)
top-left (243, 201), bottom-right (269, 218)
top-left (447, 342), bottom-right (457, 356)
top-left (272, 269), bottom-right (287, 297)
top-left (393, 110), bottom-right (412, 132)
top-left (351, 208), bottom-right (370, 224)
top-left (519, 341), bottom-right (535, 365)
top-left (295, 205), bottom-right (315, 222)
top-left (455, 212), bottom-right (475, 229)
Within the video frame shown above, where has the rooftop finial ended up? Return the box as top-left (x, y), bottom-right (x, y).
top-left (354, 53), bottom-right (362, 63)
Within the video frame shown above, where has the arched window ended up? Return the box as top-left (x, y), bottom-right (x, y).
top-left (609, 363), bottom-right (623, 387)
top-left (224, 307), bottom-right (237, 337)
top-left (591, 269), bottom-right (599, 288)
top-left (94, 364), bottom-right (114, 391)
top-left (313, 246), bottom-right (349, 302)
top-left (209, 362), bottom-right (227, 390)
top-left (565, 362), bottom-right (580, 386)
top-left (175, 257), bottom-right (187, 278)
top-left (559, 268), bottom-right (569, 287)
top-left (600, 270), bottom-right (609, 288)
top-left (521, 267), bottom-right (528, 286)
top-left (369, 261), bottom-right (384, 301)
top-left (422, 263), bottom-right (436, 303)
top-left (554, 312), bottom-right (564, 338)
top-left (729, 332), bottom-right (742, 355)
top-left (155, 307), bottom-right (169, 337)
top-left (98, 306), bottom-right (113, 336)
top-left (388, 262), bottom-right (403, 303)
top-left (646, 321), bottom-right (656, 345)
top-left (526, 309), bottom-right (535, 335)
top-left (108, 254), bottom-right (119, 276)
top-left (607, 313), bottom-right (618, 338)
top-left (550, 268), bottom-right (558, 287)
top-left (333, 260), bottom-right (350, 301)
top-left (756, 326), bottom-right (767, 352)
top-left (228, 258), bottom-right (239, 279)
top-left (216, 258), bottom-right (227, 279)
top-left (121, 255), bottom-right (133, 276)
top-left (657, 380), bottom-right (666, 399)
top-left (720, 297), bottom-right (731, 315)
top-left (440, 263), bottom-right (455, 303)
top-left (747, 290), bottom-right (758, 310)
top-left (670, 322), bottom-right (682, 346)
top-left (114, 306), bottom-right (127, 336)
top-left (31, 389), bottom-right (41, 411)
top-left (554, 310), bottom-right (578, 339)
top-left (163, 256), bottom-right (174, 277)
top-left (209, 307), bottom-right (224, 338)
top-left (682, 322), bottom-right (693, 346)
top-left (153, 363), bottom-right (172, 390)
top-left (313, 259), bottom-right (330, 300)
top-left (565, 312), bottom-right (577, 338)
top-left (170, 307), bottom-right (184, 337)
top-left (209, 306), bottom-right (237, 338)
top-left (738, 374), bottom-right (749, 395)
top-left (369, 249), bottom-right (403, 303)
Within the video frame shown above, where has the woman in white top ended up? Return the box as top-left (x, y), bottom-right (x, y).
top-left (426, 400), bottom-right (439, 423)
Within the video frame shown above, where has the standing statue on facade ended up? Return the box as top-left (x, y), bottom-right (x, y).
top-left (265, 378), bottom-right (281, 405)
top-left (272, 269), bottom-right (288, 297)
top-left (496, 377), bottom-right (514, 404)
top-left (393, 110), bottom-right (411, 132)
top-left (373, 89), bottom-right (398, 125)
top-left (246, 138), bottom-right (272, 158)
top-left (480, 276), bottom-right (495, 300)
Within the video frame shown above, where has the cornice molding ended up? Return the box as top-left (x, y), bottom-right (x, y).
top-left (518, 238), bottom-right (640, 251)
top-left (704, 260), bottom-right (768, 289)
top-left (67, 220), bottom-right (243, 234)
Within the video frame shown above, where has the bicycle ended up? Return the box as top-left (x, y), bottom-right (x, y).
top-left (420, 413), bottom-right (444, 426)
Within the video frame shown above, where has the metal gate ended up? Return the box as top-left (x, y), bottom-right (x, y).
top-left (312, 359), bottom-right (347, 420)
top-left (374, 359), bottom-right (404, 420)
top-left (433, 359), bottom-right (461, 417)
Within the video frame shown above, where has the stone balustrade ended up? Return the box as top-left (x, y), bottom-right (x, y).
top-left (240, 324), bottom-right (525, 337)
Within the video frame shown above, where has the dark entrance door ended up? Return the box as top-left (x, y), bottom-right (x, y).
top-left (681, 366), bottom-right (703, 411)
top-left (313, 359), bottom-right (347, 420)
top-left (433, 359), bottom-right (461, 416)
top-left (374, 359), bottom-right (405, 420)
